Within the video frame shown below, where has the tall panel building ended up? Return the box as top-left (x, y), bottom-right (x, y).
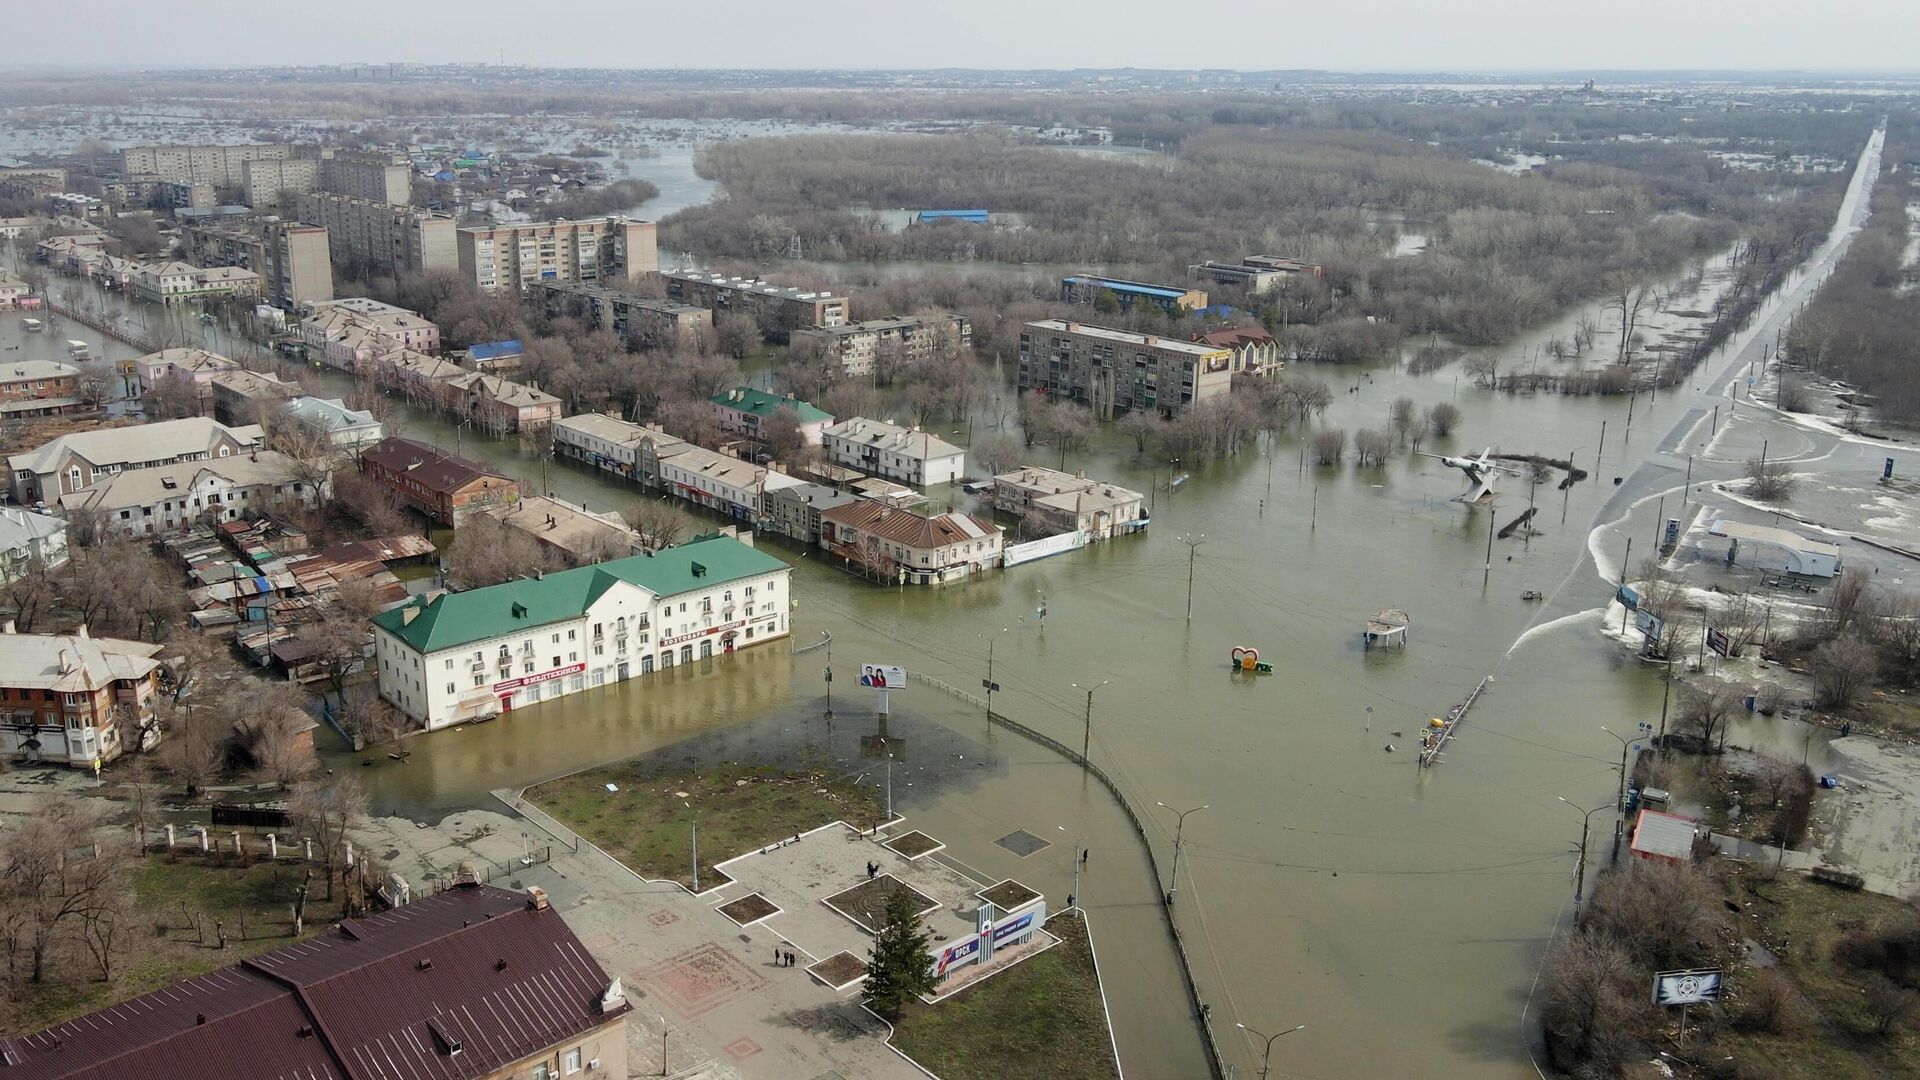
top-left (292, 191), bottom-right (456, 276)
top-left (456, 217), bottom-right (657, 293)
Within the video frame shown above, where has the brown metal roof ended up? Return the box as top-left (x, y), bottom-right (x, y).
top-left (820, 499), bottom-right (999, 549)
top-left (3, 884), bottom-right (628, 1080)
top-left (358, 437), bottom-right (511, 495)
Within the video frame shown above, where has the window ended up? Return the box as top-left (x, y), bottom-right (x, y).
top-left (533, 1064), bottom-right (552, 1080)
top-left (564, 1049), bottom-right (583, 1074)
top-left (445, 683), bottom-right (455, 695)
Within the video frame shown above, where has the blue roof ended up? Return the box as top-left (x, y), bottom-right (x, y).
top-left (915, 209), bottom-right (989, 222)
top-left (1063, 275), bottom-right (1187, 300)
top-left (469, 340), bottom-right (524, 361)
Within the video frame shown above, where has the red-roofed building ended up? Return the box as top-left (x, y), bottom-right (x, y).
top-left (820, 500), bottom-right (1002, 585)
top-left (0, 883), bottom-right (629, 1080)
top-left (1629, 808), bottom-right (1699, 865)
top-left (1193, 325), bottom-right (1282, 378)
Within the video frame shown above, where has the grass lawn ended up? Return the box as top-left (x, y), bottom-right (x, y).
top-left (526, 760), bottom-right (884, 888)
top-left (893, 911), bottom-right (1120, 1080)
top-left (1714, 864), bottom-right (1920, 1079)
top-left (6, 856), bottom-right (344, 1034)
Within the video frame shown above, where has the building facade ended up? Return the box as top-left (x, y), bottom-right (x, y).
top-left (0, 508), bottom-right (68, 582)
top-left (206, 368), bottom-right (302, 425)
top-left (179, 219), bottom-right (334, 309)
top-left (1059, 274), bottom-right (1208, 314)
top-left (533, 280), bottom-right (712, 347)
top-left (759, 481), bottom-right (862, 547)
top-left (372, 535), bottom-right (790, 728)
top-left (821, 417), bottom-right (966, 487)
top-left (7, 416), bottom-right (262, 504)
top-left (1017, 319), bottom-right (1233, 420)
top-left (991, 465), bottom-right (1147, 540)
top-left (0, 623), bottom-right (161, 767)
top-left (447, 372), bottom-right (562, 435)
top-left (131, 261), bottom-right (260, 304)
top-left (302, 298), bottom-right (441, 371)
top-left (660, 270), bottom-right (848, 334)
top-left (658, 444), bottom-right (802, 523)
top-left (358, 437), bottom-right (519, 526)
top-left (292, 191), bottom-right (457, 276)
top-left (1193, 325), bottom-right (1282, 377)
top-left (789, 314), bottom-right (970, 377)
top-left (0, 359), bottom-right (83, 418)
top-left (1188, 255), bottom-right (1323, 294)
top-left (710, 387), bottom-right (832, 447)
top-left (274, 395), bottom-right (386, 451)
top-left (119, 143), bottom-right (292, 187)
top-left (820, 501), bottom-right (1002, 586)
top-left (457, 217), bottom-right (658, 294)
top-left (57, 451), bottom-right (331, 538)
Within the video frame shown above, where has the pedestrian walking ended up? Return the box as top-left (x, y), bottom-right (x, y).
top-left (773, 947), bottom-right (780, 965)
top-left (1081, 849), bottom-right (1089, 865)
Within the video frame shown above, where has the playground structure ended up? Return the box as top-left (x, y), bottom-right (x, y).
top-left (1362, 610), bottom-right (1410, 649)
top-left (1229, 645), bottom-right (1273, 674)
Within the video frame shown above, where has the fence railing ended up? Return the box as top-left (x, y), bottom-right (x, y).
top-left (911, 671), bottom-right (1228, 1079)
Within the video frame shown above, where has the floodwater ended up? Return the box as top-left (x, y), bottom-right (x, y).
top-left (1, 126), bottom-right (1882, 1080)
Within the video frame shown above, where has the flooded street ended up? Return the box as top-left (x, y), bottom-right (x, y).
top-left (0, 125), bottom-right (1886, 1079)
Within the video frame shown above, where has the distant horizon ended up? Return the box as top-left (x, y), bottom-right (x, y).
top-left (9, 63), bottom-right (1920, 79)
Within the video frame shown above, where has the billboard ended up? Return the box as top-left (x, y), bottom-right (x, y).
top-left (1652, 968), bottom-right (1723, 1006)
top-left (861, 664), bottom-right (907, 689)
top-left (1617, 584), bottom-right (1640, 611)
top-left (934, 935), bottom-right (980, 977)
top-left (1706, 627), bottom-right (1730, 658)
top-left (990, 910), bottom-right (1037, 945)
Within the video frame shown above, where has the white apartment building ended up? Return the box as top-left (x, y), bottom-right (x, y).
top-left (371, 535), bottom-right (791, 728)
top-left (658, 444), bottom-right (804, 523)
top-left (56, 451), bottom-right (331, 538)
top-left (821, 417), bottom-right (967, 487)
top-left (456, 217), bottom-right (658, 294)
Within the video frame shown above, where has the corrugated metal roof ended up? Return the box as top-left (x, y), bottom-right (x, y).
top-left (4, 885), bottom-right (626, 1080)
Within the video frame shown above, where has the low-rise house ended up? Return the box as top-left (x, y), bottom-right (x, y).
top-left (1194, 324), bottom-right (1283, 377)
top-left (135, 347), bottom-right (241, 397)
top-left (0, 622), bottom-right (161, 767)
top-left (759, 482), bottom-right (864, 546)
top-left (2, 882), bottom-right (632, 1078)
top-left (372, 534), bottom-right (789, 727)
top-left (0, 359), bottom-right (84, 418)
top-left (992, 465), bottom-right (1148, 540)
top-left (207, 367), bottom-right (302, 425)
top-left (1188, 255), bottom-right (1323, 294)
top-left (58, 450), bottom-right (331, 537)
top-left (131, 261), bottom-right (260, 304)
top-left (301, 297), bottom-right (440, 373)
top-left (449, 372), bottom-right (562, 434)
top-left (789, 313), bottom-right (971, 377)
top-left (7, 416), bottom-right (263, 504)
top-left (822, 416), bottom-right (966, 487)
top-left (464, 338), bottom-right (524, 373)
top-left (710, 386), bottom-right (833, 447)
top-left (34, 233), bottom-right (108, 265)
top-left (820, 501), bottom-right (1002, 585)
top-left (659, 444), bottom-right (803, 523)
top-left (272, 395), bottom-right (385, 452)
top-left (554, 412), bottom-right (653, 481)
top-left (533, 281), bottom-right (712, 348)
top-left (0, 269), bottom-right (39, 308)
top-left (358, 436), bottom-right (519, 526)
top-left (484, 494), bottom-right (638, 564)
top-left (0, 507), bottom-right (68, 581)
top-left (377, 348), bottom-right (465, 404)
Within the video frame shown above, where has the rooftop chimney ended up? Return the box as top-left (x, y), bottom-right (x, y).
top-left (525, 885), bottom-right (550, 911)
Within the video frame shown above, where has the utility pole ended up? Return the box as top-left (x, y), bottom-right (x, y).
top-left (982, 628), bottom-right (1008, 719)
top-left (1601, 724), bottom-right (1651, 861)
top-left (1156, 802), bottom-right (1209, 905)
top-left (1559, 798), bottom-right (1609, 925)
top-left (1619, 537), bottom-right (1634, 635)
top-left (822, 632), bottom-right (833, 718)
top-left (1483, 504), bottom-right (1496, 584)
top-left (1073, 680), bottom-right (1108, 766)
top-left (691, 819), bottom-right (699, 892)
top-left (1177, 534), bottom-right (1205, 620)
top-left (1236, 1022), bottom-right (1306, 1080)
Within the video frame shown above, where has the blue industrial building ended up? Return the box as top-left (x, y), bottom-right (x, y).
top-left (912, 209), bottom-right (990, 224)
top-left (1059, 274), bottom-right (1209, 315)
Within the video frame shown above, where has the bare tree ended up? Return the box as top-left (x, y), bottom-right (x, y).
top-left (1388, 397), bottom-right (1417, 446)
top-left (1353, 428), bottom-right (1392, 467)
top-left (627, 497), bottom-right (691, 552)
top-left (288, 772), bottom-right (368, 902)
top-left (447, 513), bottom-right (561, 588)
top-left (1583, 857), bottom-right (1721, 969)
top-left (142, 370), bottom-right (204, 420)
top-left (161, 703), bottom-right (226, 798)
top-left (0, 556), bottom-right (58, 632)
top-left (1716, 588), bottom-right (1768, 657)
top-left (335, 684), bottom-right (410, 746)
top-left (971, 434), bottom-right (1024, 477)
top-left (1427, 402), bottom-right (1462, 438)
top-left (1310, 427), bottom-right (1347, 465)
top-left (1820, 567), bottom-right (1873, 641)
top-left (1810, 636), bottom-right (1879, 710)
top-left (759, 406), bottom-right (818, 470)
top-left (1678, 678), bottom-right (1743, 753)
top-left (1744, 456), bottom-right (1796, 502)
top-left (1540, 933), bottom-right (1644, 1073)
top-left (1604, 272), bottom-right (1654, 363)
top-left (1865, 974), bottom-right (1918, 1037)
top-left (0, 799), bottom-right (122, 983)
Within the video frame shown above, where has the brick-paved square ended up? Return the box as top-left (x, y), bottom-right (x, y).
top-left (635, 941), bottom-right (769, 1019)
top-left (646, 907), bottom-right (680, 928)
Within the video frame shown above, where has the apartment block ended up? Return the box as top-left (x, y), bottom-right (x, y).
top-left (119, 143), bottom-right (292, 187)
top-left (292, 191), bottom-right (456, 276)
top-left (790, 313), bottom-right (971, 377)
top-left (532, 280), bottom-right (711, 347)
top-left (320, 148), bottom-right (412, 204)
top-left (1017, 319), bottom-right (1233, 420)
top-left (0, 624), bottom-right (161, 767)
top-left (179, 218), bottom-right (334, 309)
top-left (458, 217), bottom-right (658, 294)
top-left (661, 269), bottom-right (848, 335)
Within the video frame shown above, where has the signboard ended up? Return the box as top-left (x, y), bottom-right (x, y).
top-left (1653, 968), bottom-right (1723, 1006)
top-left (861, 664), bottom-right (906, 689)
top-left (1617, 584), bottom-right (1640, 611)
top-left (662, 620), bottom-right (744, 648)
top-left (990, 910), bottom-right (1036, 945)
top-left (1663, 518), bottom-right (1681, 550)
top-left (493, 662), bottom-right (586, 693)
top-left (1706, 627), bottom-right (1731, 658)
top-left (1887, 457), bottom-right (1897, 481)
top-left (934, 935), bottom-right (980, 977)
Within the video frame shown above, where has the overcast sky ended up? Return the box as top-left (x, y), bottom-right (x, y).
top-left (20, 0), bottom-right (1920, 73)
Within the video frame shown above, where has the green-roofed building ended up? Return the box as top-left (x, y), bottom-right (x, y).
top-left (371, 533), bottom-right (792, 729)
top-left (710, 386), bottom-right (834, 449)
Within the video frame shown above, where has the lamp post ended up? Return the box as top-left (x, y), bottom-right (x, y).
top-left (658, 1015), bottom-right (673, 1076)
top-left (821, 631), bottom-right (833, 718)
top-left (1563, 446), bottom-right (1588, 525)
top-left (1600, 724), bottom-right (1651, 861)
top-left (1559, 797), bottom-right (1611, 924)
top-left (1156, 801), bottom-right (1209, 905)
top-left (1236, 1021), bottom-right (1306, 1080)
top-left (1177, 534), bottom-right (1205, 621)
top-left (982, 627), bottom-right (1009, 718)
top-left (1072, 680), bottom-right (1108, 766)
top-left (1058, 826), bottom-right (1085, 905)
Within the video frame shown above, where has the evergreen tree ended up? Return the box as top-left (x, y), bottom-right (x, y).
top-left (861, 886), bottom-right (937, 1019)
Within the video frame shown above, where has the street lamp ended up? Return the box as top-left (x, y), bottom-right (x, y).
top-left (1057, 825), bottom-right (1085, 905)
top-left (982, 627), bottom-right (1010, 718)
top-left (1600, 724), bottom-right (1651, 861)
top-left (1559, 797), bottom-right (1611, 923)
top-left (1236, 1021), bottom-right (1306, 1080)
top-left (658, 1015), bottom-right (674, 1076)
top-left (1071, 680), bottom-right (1108, 765)
top-left (1156, 801), bottom-right (1209, 904)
